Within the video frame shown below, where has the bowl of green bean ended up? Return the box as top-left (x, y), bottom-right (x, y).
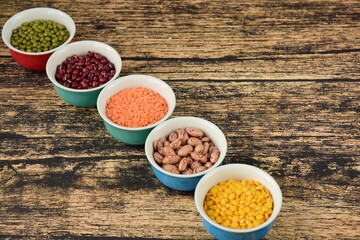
top-left (1, 7), bottom-right (76, 71)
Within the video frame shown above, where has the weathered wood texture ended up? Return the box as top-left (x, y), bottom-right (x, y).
top-left (1, 0), bottom-right (359, 239)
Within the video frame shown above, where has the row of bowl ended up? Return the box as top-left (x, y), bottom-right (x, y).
top-left (2, 7), bottom-right (282, 240)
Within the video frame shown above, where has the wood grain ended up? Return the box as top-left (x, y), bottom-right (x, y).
top-left (1, 0), bottom-right (359, 239)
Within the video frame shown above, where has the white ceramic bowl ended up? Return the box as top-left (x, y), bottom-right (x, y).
top-left (194, 164), bottom-right (283, 240)
top-left (2, 7), bottom-right (76, 70)
top-left (144, 116), bottom-right (227, 191)
top-left (97, 74), bottom-right (176, 145)
top-left (46, 40), bottom-right (122, 107)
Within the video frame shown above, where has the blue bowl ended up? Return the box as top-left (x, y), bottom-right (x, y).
top-left (150, 163), bottom-right (223, 191)
top-left (145, 116), bottom-right (227, 191)
top-left (46, 40), bottom-right (122, 107)
top-left (194, 164), bottom-right (283, 240)
top-left (97, 74), bottom-right (176, 145)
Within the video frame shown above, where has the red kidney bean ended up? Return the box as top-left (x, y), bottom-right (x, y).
top-left (55, 51), bottom-right (116, 90)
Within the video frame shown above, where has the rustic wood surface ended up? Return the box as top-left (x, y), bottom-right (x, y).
top-left (1, 0), bottom-right (359, 239)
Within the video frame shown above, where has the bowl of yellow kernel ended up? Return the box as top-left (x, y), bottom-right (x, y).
top-left (194, 164), bottom-right (282, 240)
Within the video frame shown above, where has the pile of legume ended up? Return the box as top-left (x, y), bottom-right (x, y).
top-left (106, 86), bottom-right (168, 128)
top-left (10, 20), bottom-right (70, 52)
top-left (204, 179), bottom-right (273, 230)
top-left (55, 51), bottom-right (116, 89)
top-left (152, 128), bottom-right (220, 174)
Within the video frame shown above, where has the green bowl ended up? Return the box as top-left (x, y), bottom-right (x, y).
top-left (53, 85), bottom-right (103, 107)
top-left (46, 40), bottom-right (122, 107)
top-left (97, 74), bottom-right (176, 145)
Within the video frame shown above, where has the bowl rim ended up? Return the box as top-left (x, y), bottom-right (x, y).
top-left (46, 40), bottom-right (122, 93)
top-left (97, 74), bottom-right (176, 131)
top-left (145, 116), bottom-right (228, 179)
top-left (1, 7), bottom-right (76, 56)
top-left (194, 163), bottom-right (283, 233)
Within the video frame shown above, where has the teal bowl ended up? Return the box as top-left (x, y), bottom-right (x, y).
top-left (46, 40), bottom-right (122, 107)
top-left (96, 74), bottom-right (176, 145)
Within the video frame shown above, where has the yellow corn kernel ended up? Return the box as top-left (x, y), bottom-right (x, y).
top-left (248, 210), bottom-right (255, 217)
top-left (235, 188), bottom-right (242, 195)
top-left (226, 210), bottom-right (233, 216)
top-left (240, 194), bottom-right (246, 201)
top-left (247, 223), bottom-right (254, 229)
top-left (210, 187), bottom-right (219, 195)
top-left (222, 219), bottom-right (231, 227)
top-left (232, 216), bottom-right (240, 222)
top-left (215, 216), bottom-right (223, 224)
top-left (238, 209), bottom-right (245, 215)
top-left (206, 200), bottom-right (214, 207)
top-left (265, 203), bottom-right (273, 209)
top-left (230, 205), bottom-right (238, 212)
top-left (220, 210), bottom-right (227, 217)
top-left (206, 209), bottom-right (213, 216)
top-left (231, 221), bottom-right (239, 228)
top-left (253, 219), bottom-right (264, 227)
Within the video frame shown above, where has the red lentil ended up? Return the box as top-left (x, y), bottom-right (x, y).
top-left (106, 86), bottom-right (168, 128)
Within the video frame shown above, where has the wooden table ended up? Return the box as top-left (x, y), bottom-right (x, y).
top-left (1, 0), bottom-right (359, 239)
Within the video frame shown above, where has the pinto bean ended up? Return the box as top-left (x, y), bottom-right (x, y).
top-left (153, 140), bottom-right (164, 151)
top-left (178, 157), bottom-right (191, 171)
top-left (152, 127), bottom-right (220, 175)
top-left (193, 165), bottom-right (207, 173)
top-left (162, 164), bottom-right (180, 174)
top-left (203, 142), bottom-right (210, 154)
top-left (162, 146), bottom-right (176, 156)
top-left (176, 128), bottom-right (186, 138)
top-left (201, 137), bottom-right (210, 142)
top-left (188, 137), bottom-right (202, 146)
top-left (186, 127), bottom-right (204, 138)
top-left (190, 151), bottom-right (208, 164)
top-left (169, 138), bottom-right (182, 149)
top-left (182, 168), bottom-right (194, 175)
top-left (194, 144), bottom-right (204, 153)
top-left (177, 145), bottom-right (193, 157)
top-left (189, 159), bottom-right (202, 170)
top-left (168, 132), bottom-right (178, 142)
top-left (210, 149), bottom-right (220, 163)
top-left (205, 162), bottom-right (213, 168)
top-left (162, 155), bottom-right (181, 165)
top-left (153, 152), bottom-right (163, 164)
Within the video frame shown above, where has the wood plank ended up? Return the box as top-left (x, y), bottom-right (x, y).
top-left (1, 0), bottom-right (359, 239)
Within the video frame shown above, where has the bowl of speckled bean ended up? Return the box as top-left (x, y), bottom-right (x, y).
top-left (97, 74), bottom-right (176, 145)
top-left (144, 116), bottom-right (227, 191)
top-left (194, 164), bottom-right (282, 240)
top-left (1, 7), bottom-right (76, 70)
